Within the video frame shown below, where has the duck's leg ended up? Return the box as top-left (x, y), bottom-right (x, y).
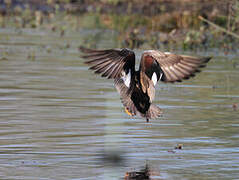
top-left (125, 107), bottom-right (133, 116)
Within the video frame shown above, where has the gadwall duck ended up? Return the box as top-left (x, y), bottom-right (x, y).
top-left (80, 47), bottom-right (211, 122)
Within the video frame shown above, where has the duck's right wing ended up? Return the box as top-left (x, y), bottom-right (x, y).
top-left (142, 50), bottom-right (211, 83)
top-left (155, 52), bottom-right (211, 83)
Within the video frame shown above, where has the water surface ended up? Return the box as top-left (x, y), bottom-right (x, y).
top-left (0, 28), bottom-right (238, 179)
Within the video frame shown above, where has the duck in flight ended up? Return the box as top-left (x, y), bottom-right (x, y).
top-left (80, 47), bottom-right (211, 122)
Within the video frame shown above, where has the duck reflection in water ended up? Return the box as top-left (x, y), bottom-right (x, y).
top-left (124, 164), bottom-right (161, 180)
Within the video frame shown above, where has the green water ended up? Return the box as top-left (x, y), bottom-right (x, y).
top-left (0, 27), bottom-right (238, 179)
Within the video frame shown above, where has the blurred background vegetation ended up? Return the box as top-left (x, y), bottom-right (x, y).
top-left (1, 0), bottom-right (239, 51)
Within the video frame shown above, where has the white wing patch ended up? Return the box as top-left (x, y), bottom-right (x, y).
top-left (152, 72), bottom-right (157, 86)
top-left (122, 69), bottom-right (131, 87)
top-left (159, 72), bottom-right (163, 80)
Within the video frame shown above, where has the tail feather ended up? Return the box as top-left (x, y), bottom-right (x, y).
top-left (145, 104), bottom-right (162, 121)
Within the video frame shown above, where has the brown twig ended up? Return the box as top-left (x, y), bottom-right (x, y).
top-left (198, 15), bottom-right (239, 39)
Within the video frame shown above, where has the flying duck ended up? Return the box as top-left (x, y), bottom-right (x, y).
top-left (80, 47), bottom-right (211, 122)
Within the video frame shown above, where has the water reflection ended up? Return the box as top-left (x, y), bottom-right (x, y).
top-left (124, 164), bottom-right (161, 180)
top-left (0, 28), bottom-right (238, 179)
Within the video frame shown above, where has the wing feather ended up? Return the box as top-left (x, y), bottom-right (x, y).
top-left (153, 52), bottom-right (211, 82)
top-left (102, 59), bottom-right (122, 78)
top-left (80, 46), bottom-right (135, 79)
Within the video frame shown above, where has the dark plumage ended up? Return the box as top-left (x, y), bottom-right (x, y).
top-left (80, 47), bottom-right (211, 122)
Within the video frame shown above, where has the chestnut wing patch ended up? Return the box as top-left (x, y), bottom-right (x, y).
top-left (144, 55), bottom-right (154, 70)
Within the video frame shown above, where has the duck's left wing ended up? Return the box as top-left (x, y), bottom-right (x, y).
top-left (80, 46), bottom-right (135, 79)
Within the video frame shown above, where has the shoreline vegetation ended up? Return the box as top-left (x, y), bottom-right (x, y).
top-left (1, 0), bottom-right (239, 52)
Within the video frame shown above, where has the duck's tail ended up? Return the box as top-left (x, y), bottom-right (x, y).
top-left (122, 102), bottom-right (162, 122)
top-left (145, 104), bottom-right (162, 122)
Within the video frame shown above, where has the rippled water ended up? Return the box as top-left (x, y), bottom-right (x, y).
top-left (0, 28), bottom-right (239, 179)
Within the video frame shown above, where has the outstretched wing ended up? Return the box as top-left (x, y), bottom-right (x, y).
top-left (80, 46), bottom-right (135, 79)
top-left (143, 50), bottom-right (211, 83)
